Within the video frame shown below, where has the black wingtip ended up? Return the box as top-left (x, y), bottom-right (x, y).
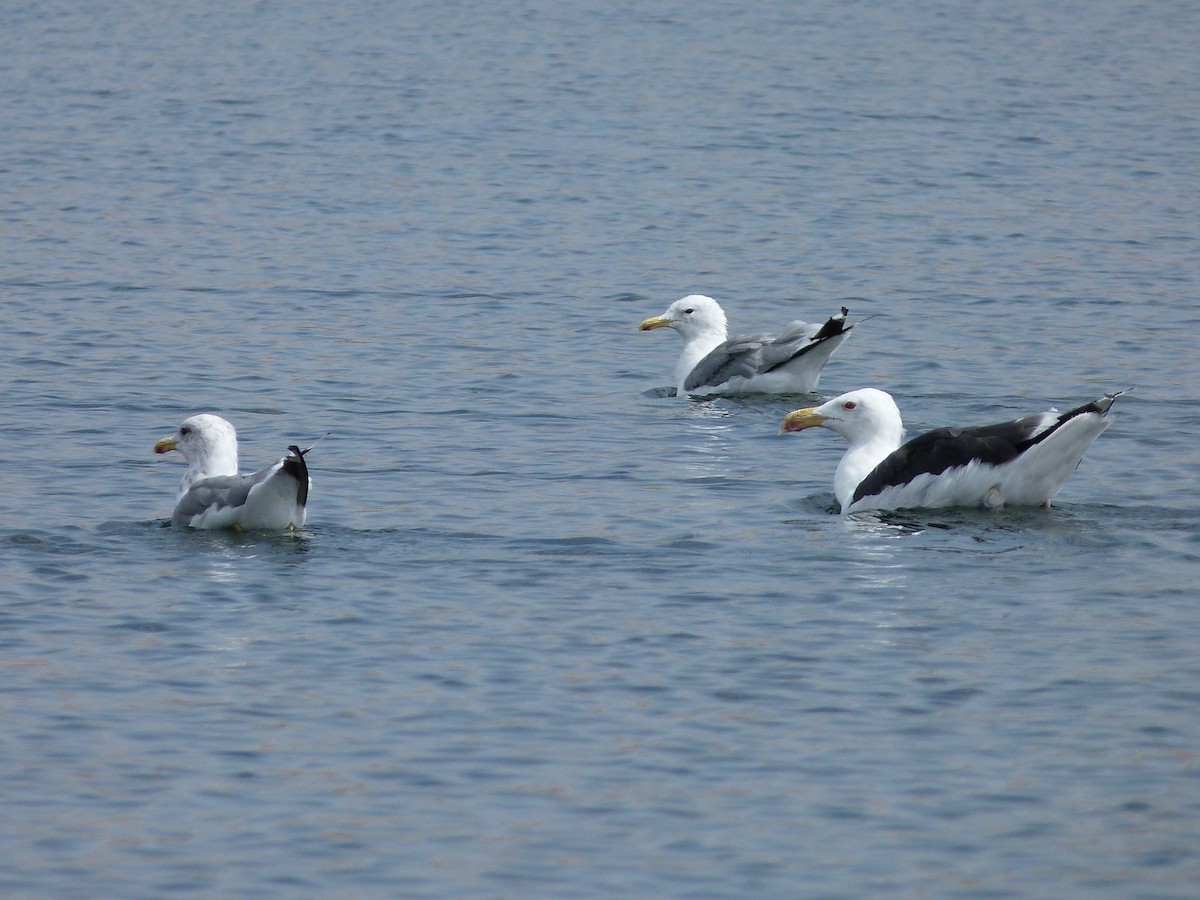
top-left (1095, 388), bottom-right (1133, 415)
top-left (1061, 388), bottom-right (1131, 423)
top-left (811, 307), bottom-right (851, 341)
top-left (292, 431), bottom-right (332, 457)
top-left (282, 445), bottom-right (311, 507)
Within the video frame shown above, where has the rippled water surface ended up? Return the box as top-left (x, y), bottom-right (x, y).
top-left (3, 1), bottom-right (1199, 895)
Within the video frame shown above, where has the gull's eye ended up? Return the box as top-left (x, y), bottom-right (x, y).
top-left (683, 308), bottom-right (694, 315)
top-left (180, 426), bottom-right (192, 436)
top-left (842, 400), bottom-right (857, 410)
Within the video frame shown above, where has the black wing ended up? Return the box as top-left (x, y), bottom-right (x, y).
top-left (683, 308), bottom-right (850, 392)
top-left (851, 395), bottom-right (1117, 505)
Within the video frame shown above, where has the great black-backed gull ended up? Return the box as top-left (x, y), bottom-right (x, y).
top-left (638, 295), bottom-right (852, 397)
top-left (781, 388), bottom-right (1124, 514)
top-left (154, 414), bottom-right (311, 530)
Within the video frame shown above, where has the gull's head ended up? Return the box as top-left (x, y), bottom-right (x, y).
top-left (638, 294), bottom-right (728, 343)
top-left (781, 388), bottom-right (903, 445)
top-left (155, 414), bottom-right (239, 470)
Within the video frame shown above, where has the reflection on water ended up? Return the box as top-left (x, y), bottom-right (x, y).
top-left (843, 503), bottom-right (1099, 539)
top-left (666, 402), bottom-right (740, 478)
top-left (205, 559), bottom-right (242, 584)
top-left (159, 528), bottom-right (315, 582)
top-left (213, 632), bottom-right (254, 664)
top-left (838, 514), bottom-right (913, 595)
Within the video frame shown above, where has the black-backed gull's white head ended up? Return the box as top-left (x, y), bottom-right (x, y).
top-left (781, 388), bottom-right (904, 447)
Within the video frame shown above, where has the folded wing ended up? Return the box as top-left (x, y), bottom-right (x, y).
top-left (684, 308), bottom-right (850, 393)
top-left (173, 446), bottom-right (310, 529)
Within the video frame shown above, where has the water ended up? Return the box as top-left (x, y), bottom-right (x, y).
top-left (2, 0), bottom-right (1199, 895)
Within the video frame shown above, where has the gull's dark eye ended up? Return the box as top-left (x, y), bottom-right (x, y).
top-left (683, 308), bottom-right (695, 315)
top-left (180, 426), bottom-right (192, 436)
top-left (842, 400), bottom-right (857, 410)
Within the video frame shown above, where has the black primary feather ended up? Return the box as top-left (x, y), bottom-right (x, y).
top-left (283, 445), bottom-right (311, 508)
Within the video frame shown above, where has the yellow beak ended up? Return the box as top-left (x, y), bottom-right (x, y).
top-left (638, 315), bottom-right (671, 331)
top-left (780, 407), bottom-right (828, 434)
top-left (154, 437), bottom-right (178, 454)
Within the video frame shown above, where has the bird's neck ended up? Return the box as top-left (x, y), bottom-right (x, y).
top-left (834, 434), bottom-right (900, 512)
top-left (674, 329), bottom-right (726, 394)
top-left (179, 446), bottom-right (239, 496)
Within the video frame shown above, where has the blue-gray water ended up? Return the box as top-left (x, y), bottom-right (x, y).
top-left (3, 1), bottom-right (1199, 896)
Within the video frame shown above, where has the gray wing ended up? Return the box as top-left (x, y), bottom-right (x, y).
top-left (171, 469), bottom-right (271, 524)
top-left (683, 333), bottom-right (775, 391)
top-left (683, 308), bottom-right (850, 392)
